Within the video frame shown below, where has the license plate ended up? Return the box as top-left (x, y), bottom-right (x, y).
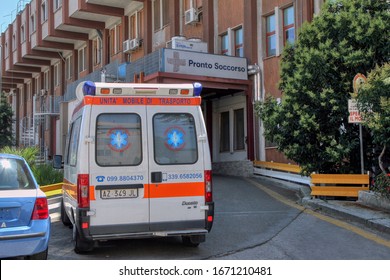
top-left (100, 188), bottom-right (138, 199)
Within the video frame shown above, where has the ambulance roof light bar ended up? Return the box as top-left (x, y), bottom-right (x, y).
top-left (75, 81), bottom-right (202, 101)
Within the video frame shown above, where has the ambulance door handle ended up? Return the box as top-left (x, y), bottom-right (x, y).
top-left (151, 172), bottom-right (162, 183)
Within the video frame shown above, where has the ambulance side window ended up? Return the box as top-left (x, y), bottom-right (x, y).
top-left (66, 117), bottom-right (82, 167)
top-left (96, 113), bottom-right (142, 166)
top-left (153, 113), bottom-right (198, 165)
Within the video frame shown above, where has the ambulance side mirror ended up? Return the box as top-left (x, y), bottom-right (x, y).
top-left (53, 155), bottom-right (63, 169)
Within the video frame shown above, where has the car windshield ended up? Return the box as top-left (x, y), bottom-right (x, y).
top-left (0, 157), bottom-right (36, 190)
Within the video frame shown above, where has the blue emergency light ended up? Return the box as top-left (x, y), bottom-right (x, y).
top-left (193, 82), bottom-right (202, 97)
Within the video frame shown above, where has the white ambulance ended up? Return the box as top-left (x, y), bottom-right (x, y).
top-left (57, 81), bottom-right (214, 253)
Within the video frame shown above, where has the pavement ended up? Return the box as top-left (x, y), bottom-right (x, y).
top-left (251, 175), bottom-right (390, 235)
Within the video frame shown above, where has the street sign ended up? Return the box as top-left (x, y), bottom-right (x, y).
top-left (353, 73), bottom-right (367, 94)
top-left (348, 99), bottom-right (362, 123)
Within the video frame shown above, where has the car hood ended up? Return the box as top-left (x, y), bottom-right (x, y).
top-left (0, 189), bottom-right (38, 228)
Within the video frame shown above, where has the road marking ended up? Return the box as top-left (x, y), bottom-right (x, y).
top-left (245, 178), bottom-right (390, 249)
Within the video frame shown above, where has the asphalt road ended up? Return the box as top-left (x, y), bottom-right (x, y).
top-left (47, 175), bottom-right (390, 260)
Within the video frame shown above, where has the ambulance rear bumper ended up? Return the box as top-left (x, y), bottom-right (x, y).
top-left (87, 229), bottom-right (208, 241)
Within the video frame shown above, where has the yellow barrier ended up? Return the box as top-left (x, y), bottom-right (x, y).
top-left (253, 160), bottom-right (302, 174)
top-left (311, 174), bottom-right (369, 198)
top-left (40, 183), bottom-right (62, 197)
top-left (254, 161), bottom-right (369, 198)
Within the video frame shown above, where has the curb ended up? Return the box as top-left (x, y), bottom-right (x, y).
top-left (301, 196), bottom-right (390, 234)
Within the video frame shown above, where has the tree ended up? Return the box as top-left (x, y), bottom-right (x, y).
top-left (356, 63), bottom-right (390, 174)
top-left (255, 0), bottom-right (390, 175)
top-left (0, 94), bottom-right (14, 148)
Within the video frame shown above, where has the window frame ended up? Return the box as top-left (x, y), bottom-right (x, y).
top-left (78, 46), bottom-right (87, 73)
top-left (266, 14), bottom-right (276, 57)
top-left (234, 27), bottom-right (244, 57)
top-left (233, 108), bottom-right (245, 151)
top-left (65, 55), bottom-right (73, 80)
top-left (95, 113), bottom-right (143, 167)
top-left (41, 1), bottom-right (48, 22)
top-left (54, 63), bottom-right (60, 87)
top-left (220, 33), bottom-right (229, 56)
top-left (153, 113), bottom-right (199, 165)
top-left (283, 6), bottom-right (295, 45)
top-left (153, 0), bottom-right (169, 31)
top-left (66, 117), bottom-right (82, 167)
top-left (219, 111), bottom-right (230, 153)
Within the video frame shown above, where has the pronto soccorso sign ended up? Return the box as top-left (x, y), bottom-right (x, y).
top-left (163, 48), bottom-right (248, 80)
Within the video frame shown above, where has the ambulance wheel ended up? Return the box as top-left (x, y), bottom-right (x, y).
top-left (182, 235), bottom-right (205, 247)
top-left (73, 227), bottom-right (94, 254)
top-left (60, 199), bottom-right (71, 226)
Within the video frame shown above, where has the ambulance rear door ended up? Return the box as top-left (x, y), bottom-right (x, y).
top-left (88, 104), bottom-right (150, 235)
top-left (147, 104), bottom-right (206, 231)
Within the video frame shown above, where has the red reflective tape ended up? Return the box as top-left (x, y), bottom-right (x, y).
top-left (83, 96), bottom-right (201, 106)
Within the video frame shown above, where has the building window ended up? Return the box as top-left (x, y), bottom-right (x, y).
top-left (30, 14), bottom-right (36, 33)
top-left (65, 55), bottom-right (73, 80)
top-left (27, 83), bottom-right (32, 101)
top-left (283, 6), bottom-right (295, 45)
top-left (266, 14), bottom-right (276, 57)
top-left (109, 24), bottom-right (122, 56)
top-left (21, 25), bottom-right (25, 43)
top-left (220, 111), bottom-right (230, 152)
top-left (235, 27), bottom-right (243, 57)
top-left (12, 34), bottom-right (16, 50)
top-left (41, 1), bottom-right (48, 22)
top-left (34, 77), bottom-right (40, 95)
top-left (54, 63), bottom-right (60, 87)
top-left (221, 33), bottom-right (229, 56)
top-left (153, 0), bottom-right (169, 31)
top-left (43, 71), bottom-right (49, 91)
top-left (234, 109), bottom-right (245, 150)
top-left (54, 0), bottom-right (62, 11)
top-left (130, 9), bottom-right (144, 40)
top-left (93, 37), bottom-right (102, 66)
top-left (78, 47), bottom-right (86, 73)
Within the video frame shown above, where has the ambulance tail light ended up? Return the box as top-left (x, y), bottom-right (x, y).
top-left (205, 170), bottom-right (213, 202)
top-left (77, 174), bottom-right (90, 208)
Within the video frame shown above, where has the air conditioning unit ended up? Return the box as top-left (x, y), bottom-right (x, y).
top-left (129, 38), bottom-right (140, 50)
top-left (123, 38), bottom-right (140, 53)
top-left (123, 39), bottom-right (132, 53)
top-left (185, 8), bottom-right (199, 25)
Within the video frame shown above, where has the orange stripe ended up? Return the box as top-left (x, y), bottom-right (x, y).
top-left (89, 186), bottom-right (96, 200)
top-left (83, 96), bottom-right (201, 106)
top-left (145, 182), bottom-right (205, 198)
top-left (62, 179), bottom-right (77, 200)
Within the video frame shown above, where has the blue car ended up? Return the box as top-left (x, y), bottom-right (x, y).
top-left (0, 153), bottom-right (51, 259)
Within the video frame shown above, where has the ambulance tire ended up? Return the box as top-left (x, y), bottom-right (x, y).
top-left (182, 235), bottom-right (204, 247)
top-left (60, 199), bottom-right (71, 226)
top-left (73, 228), bottom-right (94, 254)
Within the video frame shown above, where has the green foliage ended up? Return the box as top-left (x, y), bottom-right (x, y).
top-left (0, 96), bottom-right (14, 148)
top-left (33, 163), bottom-right (63, 186)
top-left (0, 146), bottom-right (39, 168)
top-left (0, 146), bottom-right (63, 185)
top-left (371, 172), bottom-right (390, 199)
top-left (255, 0), bottom-right (390, 175)
top-left (356, 63), bottom-right (390, 148)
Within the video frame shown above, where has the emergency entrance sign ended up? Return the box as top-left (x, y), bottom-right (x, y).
top-left (348, 99), bottom-right (362, 123)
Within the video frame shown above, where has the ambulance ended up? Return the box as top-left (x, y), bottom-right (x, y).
top-left (57, 81), bottom-right (214, 253)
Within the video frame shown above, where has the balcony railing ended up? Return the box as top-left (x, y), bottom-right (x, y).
top-left (64, 49), bottom-right (162, 102)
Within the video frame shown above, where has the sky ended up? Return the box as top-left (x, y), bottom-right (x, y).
top-left (0, 0), bottom-right (30, 33)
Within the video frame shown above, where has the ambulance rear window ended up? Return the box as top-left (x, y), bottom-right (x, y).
top-left (153, 113), bottom-right (198, 165)
top-left (96, 113), bottom-right (142, 166)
